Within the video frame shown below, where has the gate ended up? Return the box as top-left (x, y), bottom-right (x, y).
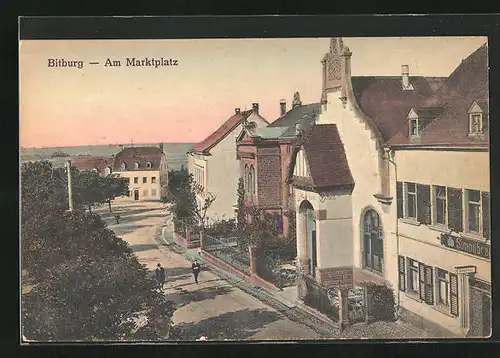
top-left (347, 286), bottom-right (366, 323)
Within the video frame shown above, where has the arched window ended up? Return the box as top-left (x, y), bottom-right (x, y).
top-left (92, 168), bottom-right (98, 173)
top-left (362, 209), bottom-right (384, 273)
top-left (146, 161), bottom-right (152, 169)
top-left (244, 164), bottom-right (249, 192)
top-left (134, 162), bottom-right (140, 169)
top-left (105, 166), bottom-right (112, 176)
top-left (249, 165), bottom-right (256, 195)
top-left (121, 162), bottom-right (127, 170)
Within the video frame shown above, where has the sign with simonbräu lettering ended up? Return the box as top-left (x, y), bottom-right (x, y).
top-left (439, 233), bottom-right (490, 260)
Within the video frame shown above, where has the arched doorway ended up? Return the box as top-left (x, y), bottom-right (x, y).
top-left (299, 200), bottom-right (317, 278)
top-left (362, 209), bottom-right (384, 273)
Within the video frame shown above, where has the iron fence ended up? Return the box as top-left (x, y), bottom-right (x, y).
top-left (256, 251), bottom-right (297, 289)
top-left (203, 233), bottom-right (251, 275)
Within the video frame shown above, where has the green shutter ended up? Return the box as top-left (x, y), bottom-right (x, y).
top-left (397, 181), bottom-right (403, 219)
top-left (482, 192), bottom-right (490, 240)
top-left (447, 187), bottom-right (463, 233)
top-left (398, 255), bottom-right (406, 292)
top-left (424, 265), bottom-right (434, 305)
top-left (417, 184), bottom-right (431, 225)
top-left (419, 262), bottom-right (426, 300)
top-left (450, 273), bottom-right (459, 316)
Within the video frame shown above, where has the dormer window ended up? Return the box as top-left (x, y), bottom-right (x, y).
top-left (92, 168), bottom-right (98, 173)
top-left (121, 162), bottom-right (127, 170)
top-left (468, 101), bottom-right (484, 135)
top-left (146, 161), bottom-right (152, 169)
top-left (134, 162), bottom-right (140, 169)
top-left (105, 166), bottom-right (112, 176)
top-left (410, 119), bottom-right (419, 137)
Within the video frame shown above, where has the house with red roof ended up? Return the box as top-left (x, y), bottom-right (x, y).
top-left (188, 104), bottom-right (268, 222)
top-left (72, 156), bottom-right (114, 177)
top-left (112, 145), bottom-right (168, 201)
top-left (287, 38), bottom-right (489, 337)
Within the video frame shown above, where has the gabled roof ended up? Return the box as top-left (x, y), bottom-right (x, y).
top-left (252, 126), bottom-right (289, 139)
top-left (288, 124), bottom-right (354, 190)
top-left (72, 156), bottom-right (113, 175)
top-left (113, 147), bottom-right (163, 171)
top-left (191, 110), bottom-right (256, 154)
top-left (268, 103), bottom-right (321, 138)
top-left (388, 43), bottom-right (489, 147)
top-left (351, 76), bottom-right (447, 142)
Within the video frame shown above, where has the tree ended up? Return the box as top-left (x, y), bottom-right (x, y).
top-left (21, 160), bottom-right (176, 340)
top-left (235, 177), bottom-right (246, 243)
top-left (73, 170), bottom-right (107, 213)
top-left (22, 254), bottom-right (175, 341)
top-left (101, 174), bottom-right (129, 213)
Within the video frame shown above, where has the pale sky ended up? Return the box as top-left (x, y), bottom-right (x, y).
top-left (19, 36), bottom-right (487, 148)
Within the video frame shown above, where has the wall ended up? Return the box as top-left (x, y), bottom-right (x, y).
top-left (115, 170), bottom-right (161, 200)
top-left (317, 89), bottom-right (399, 290)
top-left (201, 113), bottom-right (268, 222)
top-left (256, 146), bottom-right (282, 208)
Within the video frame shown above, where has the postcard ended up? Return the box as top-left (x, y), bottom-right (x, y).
top-left (19, 22), bottom-right (490, 342)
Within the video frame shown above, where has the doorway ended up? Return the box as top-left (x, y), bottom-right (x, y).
top-left (299, 200), bottom-right (317, 278)
top-left (134, 190), bottom-right (139, 201)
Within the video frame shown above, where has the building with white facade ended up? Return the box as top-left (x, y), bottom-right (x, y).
top-left (188, 104), bottom-right (268, 222)
top-left (287, 38), bottom-right (489, 337)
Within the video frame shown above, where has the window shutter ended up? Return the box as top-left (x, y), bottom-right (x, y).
top-left (398, 255), bottom-right (406, 292)
top-left (447, 187), bottom-right (463, 233)
top-left (482, 192), bottom-right (490, 240)
top-left (450, 273), bottom-right (459, 316)
top-left (397, 181), bottom-right (403, 219)
top-left (424, 265), bottom-right (434, 305)
top-left (417, 184), bottom-right (431, 224)
top-left (419, 262), bottom-right (426, 300)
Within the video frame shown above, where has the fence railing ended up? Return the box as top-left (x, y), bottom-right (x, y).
top-left (301, 274), bottom-right (340, 322)
top-left (203, 233), bottom-right (251, 275)
top-left (256, 251), bottom-right (297, 289)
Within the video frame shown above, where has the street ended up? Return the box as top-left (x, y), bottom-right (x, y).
top-left (97, 200), bottom-right (322, 341)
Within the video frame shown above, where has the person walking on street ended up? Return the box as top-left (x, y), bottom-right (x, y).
top-left (155, 263), bottom-right (166, 290)
top-left (115, 213), bottom-right (121, 224)
top-left (191, 259), bottom-right (201, 284)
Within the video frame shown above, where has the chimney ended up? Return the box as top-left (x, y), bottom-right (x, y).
top-left (235, 108), bottom-right (241, 114)
top-left (252, 103), bottom-right (259, 113)
top-left (401, 65), bottom-right (411, 90)
top-left (280, 99), bottom-right (287, 117)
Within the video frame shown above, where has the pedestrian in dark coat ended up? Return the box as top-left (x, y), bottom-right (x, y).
top-left (191, 259), bottom-right (201, 284)
top-left (155, 263), bottom-right (166, 289)
top-left (115, 213), bottom-right (121, 224)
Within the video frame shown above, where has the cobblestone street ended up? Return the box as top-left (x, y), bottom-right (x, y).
top-left (97, 200), bottom-right (430, 341)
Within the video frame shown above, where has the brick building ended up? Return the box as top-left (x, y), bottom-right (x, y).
top-left (236, 95), bottom-right (320, 236)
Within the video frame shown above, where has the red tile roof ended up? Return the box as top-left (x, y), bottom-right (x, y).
top-left (191, 110), bottom-right (255, 154)
top-left (289, 124), bottom-right (354, 189)
top-left (387, 43), bottom-right (489, 147)
top-left (72, 156), bottom-right (113, 175)
top-left (351, 75), bottom-right (447, 142)
top-left (113, 147), bottom-right (163, 171)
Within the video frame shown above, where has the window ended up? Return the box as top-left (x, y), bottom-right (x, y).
top-left (143, 189), bottom-right (148, 197)
top-left (406, 183), bottom-right (417, 219)
top-left (470, 114), bottom-right (482, 133)
top-left (362, 210), bottom-right (384, 273)
top-left (134, 162), bottom-right (140, 169)
top-left (92, 168), bottom-right (98, 173)
top-left (244, 164), bottom-right (249, 192)
top-left (143, 177), bottom-right (147, 184)
top-left (151, 189), bottom-right (157, 197)
top-left (433, 185), bottom-right (447, 225)
top-left (151, 176), bottom-right (157, 183)
top-left (134, 177), bottom-right (138, 184)
top-left (436, 268), bottom-right (450, 307)
top-left (121, 162), bottom-right (127, 170)
top-left (105, 167), bottom-right (112, 176)
top-left (466, 189), bottom-right (481, 233)
top-left (249, 165), bottom-right (256, 194)
top-left (410, 119), bottom-right (419, 136)
top-left (146, 161), bottom-right (152, 169)
top-left (407, 258), bottom-right (420, 294)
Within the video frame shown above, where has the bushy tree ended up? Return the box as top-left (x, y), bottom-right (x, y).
top-left (235, 177), bottom-right (246, 236)
top-left (22, 254), bottom-right (175, 341)
top-left (101, 174), bottom-right (129, 213)
top-left (21, 160), bottom-right (175, 341)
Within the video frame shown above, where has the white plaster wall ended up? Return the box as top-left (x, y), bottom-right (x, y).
top-left (201, 113), bottom-right (268, 222)
top-left (396, 150), bottom-right (490, 191)
top-left (116, 170), bottom-right (161, 200)
top-left (317, 90), bottom-right (399, 288)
